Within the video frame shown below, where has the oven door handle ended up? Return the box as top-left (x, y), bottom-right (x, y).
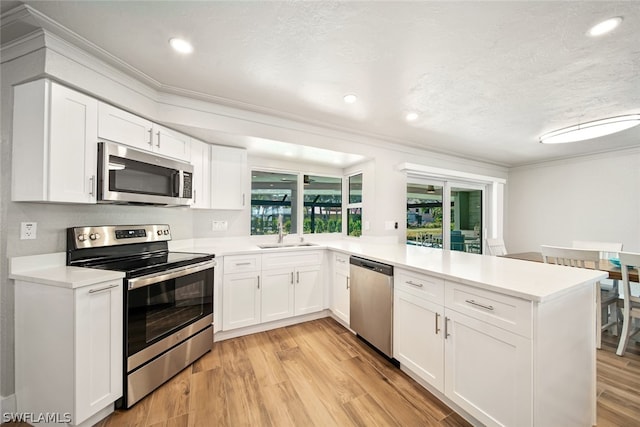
top-left (127, 260), bottom-right (216, 290)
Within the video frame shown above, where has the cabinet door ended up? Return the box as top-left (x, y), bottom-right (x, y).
top-left (262, 268), bottom-right (295, 322)
top-left (222, 272), bottom-right (261, 330)
top-left (394, 290), bottom-right (444, 391)
top-left (444, 309), bottom-right (532, 427)
top-left (294, 265), bottom-right (323, 315)
top-left (74, 281), bottom-right (123, 424)
top-left (12, 79), bottom-right (98, 203)
top-left (190, 139), bottom-right (211, 209)
top-left (98, 102), bottom-right (153, 150)
top-left (210, 145), bottom-right (247, 210)
top-left (48, 83), bottom-right (98, 203)
top-left (152, 124), bottom-right (191, 161)
top-left (332, 270), bottom-right (350, 324)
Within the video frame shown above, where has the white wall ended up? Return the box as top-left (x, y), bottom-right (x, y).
top-left (506, 148), bottom-right (640, 253)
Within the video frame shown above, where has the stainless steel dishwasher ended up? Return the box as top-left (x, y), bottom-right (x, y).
top-left (349, 256), bottom-right (394, 358)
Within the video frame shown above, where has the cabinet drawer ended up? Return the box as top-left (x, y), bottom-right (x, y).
top-left (395, 269), bottom-right (444, 305)
top-left (445, 282), bottom-right (532, 338)
top-left (333, 252), bottom-right (350, 275)
top-left (223, 254), bottom-right (262, 273)
top-left (262, 250), bottom-right (323, 270)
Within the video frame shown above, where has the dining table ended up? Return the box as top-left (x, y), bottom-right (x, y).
top-left (502, 252), bottom-right (639, 282)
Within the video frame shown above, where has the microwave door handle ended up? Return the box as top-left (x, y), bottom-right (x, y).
top-left (173, 171), bottom-right (182, 196)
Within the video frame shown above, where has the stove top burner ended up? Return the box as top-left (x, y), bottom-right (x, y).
top-left (66, 224), bottom-right (215, 278)
top-left (77, 251), bottom-right (215, 278)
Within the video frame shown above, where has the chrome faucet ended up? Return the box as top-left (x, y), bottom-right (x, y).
top-left (277, 214), bottom-right (287, 243)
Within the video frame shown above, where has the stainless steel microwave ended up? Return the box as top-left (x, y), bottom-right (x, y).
top-left (98, 142), bottom-right (193, 206)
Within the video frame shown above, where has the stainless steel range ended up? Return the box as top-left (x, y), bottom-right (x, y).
top-left (66, 224), bottom-right (215, 408)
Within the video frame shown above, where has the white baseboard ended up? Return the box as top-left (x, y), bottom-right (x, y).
top-left (214, 310), bottom-right (330, 342)
top-left (1, 394), bottom-right (17, 418)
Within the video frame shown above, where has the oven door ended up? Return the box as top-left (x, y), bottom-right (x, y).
top-left (125, 260), bottom-right (214, 372)
top-left (98, 141), bottom-right (193, 205)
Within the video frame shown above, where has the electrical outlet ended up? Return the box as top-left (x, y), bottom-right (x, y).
top-left (20, 222), bottom-right (37, 240)
top-left (212, 220), bottom-right (228, 231)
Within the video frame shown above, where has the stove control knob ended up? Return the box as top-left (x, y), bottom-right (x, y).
top-left (163, 230), bottom-right (170, 235)
top-left (89, 233), bottom-right (100, 241)
top-left (77, 234), bottom-right (87, 242)
top-left (157, 230), bottom-right (163, 236)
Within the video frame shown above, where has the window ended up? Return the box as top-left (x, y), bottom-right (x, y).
top-left (303, 175), bottom-right (342, 234)
top-left (406, 183), bottom-right (443, 248)
top-left (406, 180), bottom-right (484, 253)
top-left (250, 171), bottom-right (298, 235)
top-left (347, 173), bottom-right (363, 237)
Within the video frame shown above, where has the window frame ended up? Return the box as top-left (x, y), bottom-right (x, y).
top-left (346, 172), bottom-right (363, 238)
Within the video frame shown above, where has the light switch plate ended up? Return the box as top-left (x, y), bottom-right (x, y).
top-left (20, 222), bottom-right (37, 240)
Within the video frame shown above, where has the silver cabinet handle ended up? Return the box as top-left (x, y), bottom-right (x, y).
top-left (337, 258), bottom-right (346, 263)
top-left (444, 316), bottom-right (450, 338)
top-left (291, 272), bottom-right (294, 284)
top-left (147, 128), bottom-right (153, 146)
top-left (407, 280), bottom-right (423, 288)
top-left (257, 276), bottom-right (260, 289)
top-left (89, 175), bottom-right (96, 196)
top-left (89, 283), bottom-right (119, 294)
top-left (435, 312), bottom-right (440, 334)
top-left (156, 131), bottom-right (161, 147)
top-left (296, 271), bottom-right (300, 283)
top-left (346, 277), bottom-right (350, 290)
top-left (242, 193), bottom-right (245, 206)
top-left (193, 189), bottom-right (197, 204)
top-left (465, 299), bottom-right (494, 311)
top-left (235, 262), bottom-right (251, 266)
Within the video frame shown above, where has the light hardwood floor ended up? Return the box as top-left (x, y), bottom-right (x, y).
top-left (3, 319), bottom-right (640, 426)
top-left (97, 317), bottom-right (469, 427)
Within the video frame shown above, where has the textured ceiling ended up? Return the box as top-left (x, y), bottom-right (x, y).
top-left (2, 1), bottom-right (639, 167)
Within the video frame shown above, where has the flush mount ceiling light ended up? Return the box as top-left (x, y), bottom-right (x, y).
top-left (405, 112), bottom-right (419, 122)
top-left (539, 114), bottom-right (640, 144)
top-left (588, 17), bottom-right (623, 37)
top-left (169, 38), bottom-right (193, 54)
top-left (343, 94), bottom-right (357, 104)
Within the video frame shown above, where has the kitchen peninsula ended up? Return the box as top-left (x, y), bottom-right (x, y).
top-left (174, 239), bottom-right (606, 426)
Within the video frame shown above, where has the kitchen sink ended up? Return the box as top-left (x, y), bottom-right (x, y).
top-left (257, 242), bottom-right (318, 249)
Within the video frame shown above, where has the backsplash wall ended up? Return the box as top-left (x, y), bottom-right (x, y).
top-left (7, 203), bottom-right (195, 258)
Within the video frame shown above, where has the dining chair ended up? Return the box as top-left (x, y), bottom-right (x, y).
top-left (572, 241), bottom-right (623, 337)
top-left (486, 238), bottom-right (507, 256)
top-left (541, 245), bottom-right (608, 348)
top-left (616, 252), bottom-right (640, 356)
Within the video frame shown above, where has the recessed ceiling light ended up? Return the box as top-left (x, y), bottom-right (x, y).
top-left (169, 38), bottom-right (193, 54)
top-left (588, 17), bottom-right (623, 37)
top-left (539, 114), bottom-right (640, 144)
top-left (406, 112), bottom-right (419, 122)
top-left (284, 151), bottom-right (294, 157)
top-left (343, 94), bottom-right (357, 104)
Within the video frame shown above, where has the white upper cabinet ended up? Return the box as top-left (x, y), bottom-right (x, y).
top-left (189, 138), bottom-right (211, 209)
top-left (12, 79), bottom-right (98, 204)
top-left (210, 145), bottom-right (247, 210)
top-left (98, 102), bottom-right (153, 151)
top-left (152, 124), bottom-right (191, 161)
top-left (98, 103), bottom-right (191, 161)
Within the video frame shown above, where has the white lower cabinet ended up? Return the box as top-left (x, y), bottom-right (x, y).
top-left (394, 269), bottom-right (533, 427)
top-left (444, 309), bottom-right (531, 427)
top-left (261, 267), bottom-right (295, 322)
top-left (394, 289), bottom-right (444, 390)
top-left (331, 252), bottom-right (350, 324)
top-left (222, 251), bottom-right (323, 331)
top-left (222, 271), bottom-right (262, 330)
top-left (15, 279), bottom-right (123, 426)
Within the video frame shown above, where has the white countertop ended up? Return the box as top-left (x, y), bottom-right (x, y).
top-left (171, 238), bottom-right (607, 303)
top-left (9, 265), bottom-right (125, 289)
